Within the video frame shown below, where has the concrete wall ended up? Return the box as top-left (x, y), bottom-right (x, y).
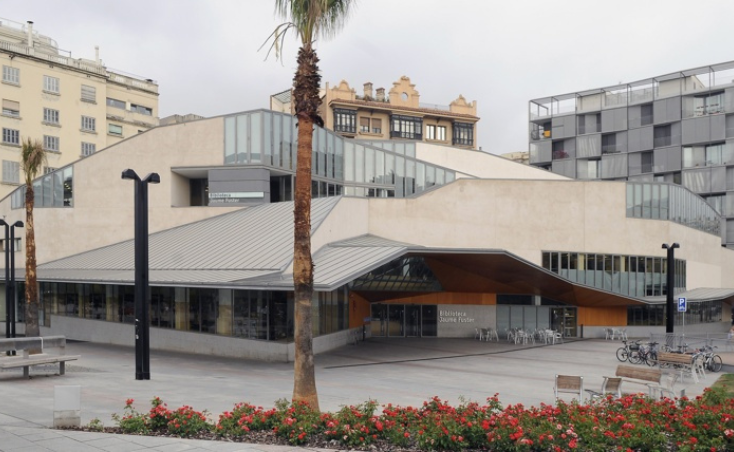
top-left (416, 142), bottom-right (569, 181)
top-left (367, 178), bottom-right (734, 290)
top-left (41, 315), bottom-right (359, 362)
top-left (0, 116), bottom-right (242, 267)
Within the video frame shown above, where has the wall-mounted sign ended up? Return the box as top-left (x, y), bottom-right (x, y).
top-left (438, 310), bottom-right (475, 323)
top-left (208, 192), bottom-right (265, 203)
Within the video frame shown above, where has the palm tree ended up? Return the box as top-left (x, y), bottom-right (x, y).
top-left (20, 138), bottom-right (46, 339)
top-left (270, 0), bottom-right (354, 410)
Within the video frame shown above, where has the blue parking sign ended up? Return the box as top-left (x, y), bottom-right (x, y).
top-left (678, 297), bottom-right (687, 312)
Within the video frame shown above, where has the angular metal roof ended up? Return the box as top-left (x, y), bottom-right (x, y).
top-left (39, 197), bottom-right (342, 281)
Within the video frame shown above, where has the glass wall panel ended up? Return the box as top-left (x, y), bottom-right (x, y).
top-left (355, 145), bottom-right (365, 183)
top-left (344, 142), bottom-right (354, 182)
top-left (405, 159), bottom-right (415, 195)
top-left (236, 115), bottom-right (248, 163)
top-left (273, 114), bottom-right (282, 167)
top-left (225, 117), bottom-right (236, 164)
top-left (250, 113), bottom-right (262, 163)
top-left (263, 112), bottom-right (272, 165)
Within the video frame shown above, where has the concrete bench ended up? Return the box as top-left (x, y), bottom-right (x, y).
top-left (0, 336), bottom-right (80, 378)
top-left (615, 364), bottom-right (676, 398)
top-left (554, 374), bottom-right (584, 403)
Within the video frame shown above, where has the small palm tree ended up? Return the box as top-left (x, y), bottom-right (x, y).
top-left (21, 138), bottom-right (47, 339)
top-left (269, 0), bottom-right (355, 410)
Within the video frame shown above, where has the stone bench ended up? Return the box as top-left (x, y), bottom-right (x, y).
top-left (0, 336), bottom-right (80, 378)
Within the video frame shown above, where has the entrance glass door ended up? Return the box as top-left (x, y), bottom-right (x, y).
top-left (388, 304), bottom-right (404, 336)
top-left (405, 305), bottom-right (421, 337)
top-left (369, 304), bottom-right (438, 337)
top-left (371, 304), bottom-right (387, 337)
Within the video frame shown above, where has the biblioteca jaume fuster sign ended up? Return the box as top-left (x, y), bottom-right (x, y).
top-left (439, 310), bottom-right (475, 323)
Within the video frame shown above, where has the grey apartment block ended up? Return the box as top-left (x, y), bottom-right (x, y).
top-left (529, 61), bottom-right (734, 246)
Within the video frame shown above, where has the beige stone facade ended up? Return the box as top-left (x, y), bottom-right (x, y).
top-left (274, 76), bottom-right (479, 149)
top-left (0, 17), bottom-right (159, 198)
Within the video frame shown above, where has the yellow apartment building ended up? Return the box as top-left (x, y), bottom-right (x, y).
top-left (0, 17), bottom-right (159, 198)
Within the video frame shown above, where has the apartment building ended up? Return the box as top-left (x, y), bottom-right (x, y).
top-left (528, 61), bottom-right (734, 246)
top-left (272, 76), bottom-right (479, 149)
top-left (0, 17), bottom-right (159, 198)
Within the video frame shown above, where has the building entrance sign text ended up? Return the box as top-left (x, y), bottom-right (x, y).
top-left (209, 192), bottom-right (264, 203)
top-left (439, 310), bottom-right (475, 323)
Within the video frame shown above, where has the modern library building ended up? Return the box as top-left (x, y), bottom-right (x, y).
top-left (1, 109), bottom-right (733, 361)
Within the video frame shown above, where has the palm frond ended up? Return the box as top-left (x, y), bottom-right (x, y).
top-left (271, 0), bottom-right (355, 47)
top-left (21, 138), bottom-right (47, 186)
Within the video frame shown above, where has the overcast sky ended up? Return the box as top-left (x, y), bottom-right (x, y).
top-left (4, 0), bottom-right (734, 154)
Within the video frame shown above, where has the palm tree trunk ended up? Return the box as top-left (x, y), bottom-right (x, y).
top-left (291, 44), bottom-right (320, 411)
top-left (25, 186), bottom-right (40, 339)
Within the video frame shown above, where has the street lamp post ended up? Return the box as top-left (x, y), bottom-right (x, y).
top-left (0, 220), bottom-right (23, 347)
top-left (122, 169), bottom-right (160, 381)
top-left (662, 243), bottom-right (680, 334)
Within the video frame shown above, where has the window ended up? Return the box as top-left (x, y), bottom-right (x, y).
top-left (2, 128), bottom-right (19, 145)
top-left (641, 151), bottom-right (653, 173)
top-left (452, 122), bottom-right (473, 146)
top-left (653, 125), bottom-right (671, 147)
top-left (81, 142), bottom-right (96, 156)
top-left (43, 75), bottom-right (59, 94)
top-left (333, 108), bottom-right (356, 134)
top-left (0, 238), bottom-right (21, 252)
top-left (44, 167), bottom-right (57, 174)
top-left (425, 125), bottom-right (447, 141)
top-left (359, 117), bottom-right (382, 134)
top-left (108, 124), bottom-right (123, 136)
top-left (552, 140), bottom-right (568, 159)
top-left (602, 134), bottom-right (617, 154)
top-left (391, 115), bottom-right (423, 140)
top-left (43, 108), bottom-right (59, 125)
top-left (2, 99), bottom-right (19, 117)
top-left (693, 92), bottom-right (723, 116)
top-left (106, 97), bottom-right (125, 109)
top-left (2, 160), bottom-right (19, 183)
top-left (43, 135), bottom-right (59, 152)
top-left (2, 66), bottom-right (19, 84)
top-left (130, 103), bottom-right (152, 115)
top-left (81, 116), bottom-right (96, 132)
top-left (81, 85), bottom-right (96, 103)
top-left (436, 125), bottom-right (446, 141)
top-left (640, 104), bottom-right (653, 126)
top-left (684, 143), bottom-right (734, 168)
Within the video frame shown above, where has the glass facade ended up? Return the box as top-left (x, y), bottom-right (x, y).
top-left (542, 251), bottom-right (686, 298)
top-left (626, 182), bottom-right (721, 236)
top-left (11, 166), bottom-right (73, 210)
top-left (627, 300), bottom-right (722, 326)
top-left (39, 282), bottom-right (349, 342)
top-left (224, 111), bottom-right (456, 199)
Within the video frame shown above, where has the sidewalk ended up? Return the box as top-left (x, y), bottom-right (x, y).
top-left (0, 338), bottom-right (723, 451)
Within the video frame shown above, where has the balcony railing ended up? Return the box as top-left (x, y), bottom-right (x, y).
top-left (390, 131), bottom-right (422, 140)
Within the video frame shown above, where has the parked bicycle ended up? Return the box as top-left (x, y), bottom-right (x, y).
top-left (698, 345), bottom-right (723, 372)
top-left (616, 340), bottom-right (642, 363)
top-left (635, 341), bottom-right (660, 366)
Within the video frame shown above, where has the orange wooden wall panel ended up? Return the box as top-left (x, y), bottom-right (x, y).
top-left (577, 306), bottom-right (627, 326)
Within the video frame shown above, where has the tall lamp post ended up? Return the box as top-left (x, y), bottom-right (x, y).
top-left (662, 243), bottom-right (680, 334)
top-left (1, 220), bottom-right (23, 347)
top-left (122, 169), bottom-right (160, 381)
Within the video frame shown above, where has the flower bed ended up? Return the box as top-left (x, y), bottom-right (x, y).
top-left (107, 388), bottom-right (734, 451)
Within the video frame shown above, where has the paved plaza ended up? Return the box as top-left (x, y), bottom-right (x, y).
top-left (0, 337), bottom-right (729, 451)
